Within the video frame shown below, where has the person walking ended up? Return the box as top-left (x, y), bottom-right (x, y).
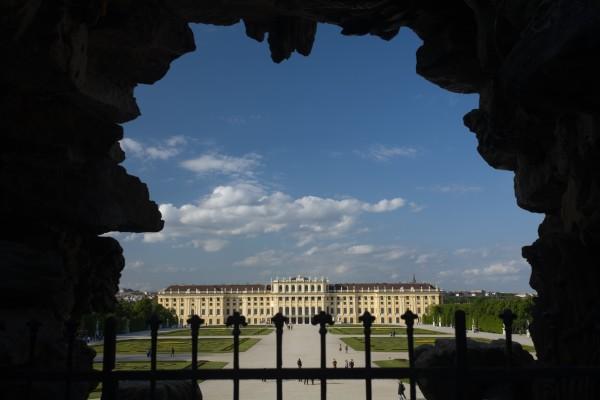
top-left (332, 359), bottom-right (337, 368)
top-left (398, 381), bottom-right (407, 400)
top-left (345, 359), bottom-right (349, 368)
top-left (339, 343), bottom-right (342, 352)
top-left (345, 344), bottom-right (348, 353)
top-left (297, 358), bottom-right (303, 382)
top-left (170, 347), bottom-right (175, 358)
top-left (349, 359), bottom-right (355, 368)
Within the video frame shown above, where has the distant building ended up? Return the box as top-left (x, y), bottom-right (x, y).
top-left (157, 276), bottom-right (442, 326)
top-left (116, 288), bottom-right (155, 302)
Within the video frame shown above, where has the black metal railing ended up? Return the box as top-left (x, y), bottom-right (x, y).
top-left (3, 309), bottom-right (600, 400)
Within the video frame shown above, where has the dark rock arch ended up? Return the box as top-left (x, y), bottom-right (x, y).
top-left (2, 1), bottom-right (600, 399)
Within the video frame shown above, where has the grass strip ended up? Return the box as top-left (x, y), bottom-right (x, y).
top-left (159, 327), bottom-right (273, 336)
top-left (92, 338), bottom-right (260, 354)
top-left (328, 327), bottom-right (445, 335)
top-left (87, 360), bottom-right (227, 399)
top-left (373, 359), bottom-right (409, 368)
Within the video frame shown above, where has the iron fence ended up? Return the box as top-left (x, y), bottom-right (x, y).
top-left (3, 309), bottom-right (600, 400)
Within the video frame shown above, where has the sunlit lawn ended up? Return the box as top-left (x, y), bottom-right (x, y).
top-left (373, 359), bottom-right (409, 368)
top-left (92, 338), bottom-right (260, 354)
top-left (87, 360), bottom-right (227, 399)
top-left (341, 337), bottom-right (441, 352)
top-left (343, 336), bottom-right (535, 353)
top-left (328, 327), bottom-right (444, 335)
top-left (160, 327), bottom-right (273, 336)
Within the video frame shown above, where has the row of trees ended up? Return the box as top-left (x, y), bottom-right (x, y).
top-left (422, 296), bottom-right (534, 334)
top-left (81, 298), bottom-right (178, 337)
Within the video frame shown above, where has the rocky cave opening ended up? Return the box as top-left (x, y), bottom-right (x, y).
top-left (2, 1), bottom-right (600, 399)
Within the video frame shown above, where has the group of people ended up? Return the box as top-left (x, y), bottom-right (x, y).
top-left (145, 347), bottom-right (176, 358)
top-left (296, 358), bottom-right (314, 384)
top-left (287, 356), bottom-right (408, 399)
top-left (331, 358), bottom-right (355, 368)
top-left (338, 343), bottom-right (349, 353)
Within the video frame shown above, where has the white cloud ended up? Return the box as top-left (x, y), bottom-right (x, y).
top-left (362, 198), bottom-right (405, 212)
top-left (145, 182), bottom-right (409, 244)
top-left (346, 245), bottom-right (375, 255)
top-left (335, 264), bottom-right (349, 274)
top-left (419, 184), bottom-right (482, 194)
top-left (463, 260), bottom-right (523, 276)
top-left (120, 135), bottom-right (186, 160)
top-left (234, 250), bottom-right (286, 267)
top-left (415, 253), bottom-right (435, 264)
top-left (191, 239), bottom-right (228, 252)
top-left (377, 248), bottom-right (411, 261)
top-left (304, 246), bottom-right (319, 256)
top-left (358, 144), bottom-right (417, 161)
top-left (180, 153), bottom-right (261, 176)
top-left (409, 202), bottom-right (425, 213)
top-left (128, 260), bottom-right (144, 270)
top-left (454, 248), bottom-right (490, 258)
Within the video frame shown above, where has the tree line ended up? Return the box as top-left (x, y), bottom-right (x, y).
top-left (422, 296), bottom-right (534, 334)
top-left (81, 297), bottom-right (178, 337)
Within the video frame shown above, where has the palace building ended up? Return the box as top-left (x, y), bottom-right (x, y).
top-left (158, 276), bottom-right (442, 326)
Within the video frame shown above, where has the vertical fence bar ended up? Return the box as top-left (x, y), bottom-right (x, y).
top-left (64, 319), bottom-right (78, 400)
top-left (272, 313), bottom-right (289, 400)
top-left (226, 312), bottom-right (247, 400)
top-left (101, 317), bottom-right (117, 400)
top-left (26, 319), bottom-right (41, 400)
top-left (149, 314), bottom-right (161, 400)
top-left (187, 315), bottom-right (204, 398)
top-left (359, 312), bottom-right (375, 400)
top-left (454, 310), bottom-right (467, 400)
top-left (500, 309), bottom-right (516, 399)
top-left (402, 310), bottom-right (418, 400)
top-left (311, 311), bottom-right (333, 400)
top-left (499, 309), bottom-right (516, 367)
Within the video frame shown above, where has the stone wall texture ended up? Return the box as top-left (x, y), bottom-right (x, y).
top-left (1, 1), bottom-right (599, 399)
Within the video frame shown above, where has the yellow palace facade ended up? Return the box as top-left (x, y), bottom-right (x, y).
top-left (157, 276), bottom-right (442, 326)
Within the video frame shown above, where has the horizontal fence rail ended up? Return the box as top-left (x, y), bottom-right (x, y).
top-left (2, 309), bottom-right (600, 400)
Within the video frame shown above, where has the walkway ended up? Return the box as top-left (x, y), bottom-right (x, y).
top-left (417, 324), bottom-right (534, 347)
top-left (200, 324), bottom-right (423, 400)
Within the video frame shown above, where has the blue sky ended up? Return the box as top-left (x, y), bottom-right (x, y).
top-left (113, 23), bottom-right (542, 293)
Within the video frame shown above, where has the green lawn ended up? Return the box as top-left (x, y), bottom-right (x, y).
top-left (373, 359), bottom-right (409, 368)
top-left (341, 336), bottom-right (440, 352)
top-left (159, 327), bottom-right (273, 336)
top-left (470, 338), bottom-right (535, 353)
top-left (328, 327), bottom-right (444, 335)
top-left (88, 360), bottom-right (227, 399)
top-left (342, 336), bottom-right (536, 354)
top-left (92, 338), bottom-right (260, 354)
